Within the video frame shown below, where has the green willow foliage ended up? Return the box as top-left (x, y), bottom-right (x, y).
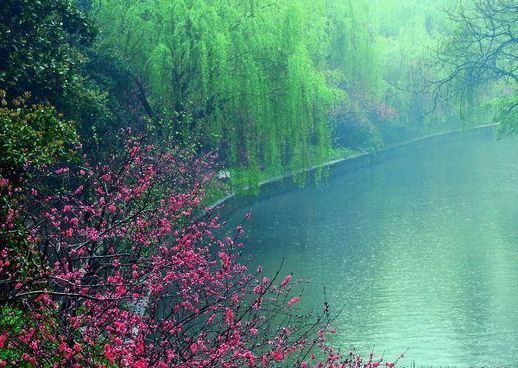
top-left (367, 0), bottom-right (456, 129)
top-left (93, 0), bottom-right (346, 189)
top-left (91, 0), bottom-right (458, 189)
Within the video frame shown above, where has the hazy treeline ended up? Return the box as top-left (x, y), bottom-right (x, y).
top-left (90, 0), bottom-right (457, 186)
top-left (1, 0), bottom-right (496, 189)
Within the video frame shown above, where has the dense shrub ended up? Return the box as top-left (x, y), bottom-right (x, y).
top-left (0, 133), bottom-right (392, 367)
top-left (0, 91), bottom-right (79, 183)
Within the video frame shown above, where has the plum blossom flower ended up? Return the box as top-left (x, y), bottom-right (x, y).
top-left (288, 296), bottom-right (300, 308)
top-left (280, 274), bottom-right (292, 288)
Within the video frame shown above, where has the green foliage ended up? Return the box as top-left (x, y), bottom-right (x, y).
top-left (364, 0), bottom-right (456, 138)
top-left (92, 0), bottom-right (346, 190)
top-left (0, 0), bottom-right (96, 101)
top-left (0, 91), bottom-right (78, 182)
top-left (0, 0), bottom-right (143, 154)
top-left (492, 90), bottom-right (518, 136)
top-left (85, 0), bottom-right (468, 187)
top-left (0, 0), bottom-right (468, 190)
top-left (0, 307), bottom-right (25, 364)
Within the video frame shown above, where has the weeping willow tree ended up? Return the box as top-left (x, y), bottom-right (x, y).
top-left (90, 0), bottom-right (461, 190)
top-left (325, 0), bottom-right (386, 148)
top-left (92, 0), bottom-right (344, 190)
top-left (345, 0), bottom-right (459, 143)
top-left (367, 0), bottom-right (445, 134)
top-left (371, 0), bottom-right (453, 118)
top-left (327, 0), bottom-right (381, 97)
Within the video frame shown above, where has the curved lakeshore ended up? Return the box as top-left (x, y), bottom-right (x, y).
top-left (213, 124), bottom-right (498, 216)
top-left (222, 125), bottom-right (518, 366)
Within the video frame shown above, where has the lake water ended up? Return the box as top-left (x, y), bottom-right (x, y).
top-left (224, 132), bottom-right (518, 367)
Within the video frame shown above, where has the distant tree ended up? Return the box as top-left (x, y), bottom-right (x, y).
top-left (428, 0), bottom-right (517, 131)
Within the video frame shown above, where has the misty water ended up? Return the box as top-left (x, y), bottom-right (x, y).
top-left (224, 132), bottom-right (518, 367)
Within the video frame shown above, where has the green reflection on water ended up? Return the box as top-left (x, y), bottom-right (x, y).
top-left (225, 134), bottom-right (518, 367)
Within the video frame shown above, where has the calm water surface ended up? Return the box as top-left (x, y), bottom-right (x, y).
top-left (224, 133), bottom-right (518, 367)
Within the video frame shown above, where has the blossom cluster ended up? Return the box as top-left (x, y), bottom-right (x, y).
top-left (0, 135), bottom-right (388, 368)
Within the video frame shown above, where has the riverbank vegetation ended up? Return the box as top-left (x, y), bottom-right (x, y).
top-left (0, 0), bottom-right (515, 366)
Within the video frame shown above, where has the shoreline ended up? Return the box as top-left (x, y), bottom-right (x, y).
top-left (210, 124), bottom-right (498, 217)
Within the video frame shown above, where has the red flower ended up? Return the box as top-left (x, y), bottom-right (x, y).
top-left (271, 351), bottom-right (284, 362)
top-left (280, 274), bottom-right (292, 288)
top-left (104, 344), bottom-right (115, 364)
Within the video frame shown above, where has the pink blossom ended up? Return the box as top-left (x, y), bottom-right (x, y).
top-left (224, 308), bottom-right (234, 325)
top-left (271, 351), bottom-right (284, 362)
top-left (288, 296), bottom-right (300, 308)
top-left (190, 343), bottom-right (198, 354)
top-left (0, 134), bottom-right (364, 368)
top-left (73, 185), bottom-right (83, 195)
top-left (280, 274), bottom-right (292, 288)
top-left (86, 227), bottom-right (99, 241)
top-left (104, 344), bottom-right (115, 364)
